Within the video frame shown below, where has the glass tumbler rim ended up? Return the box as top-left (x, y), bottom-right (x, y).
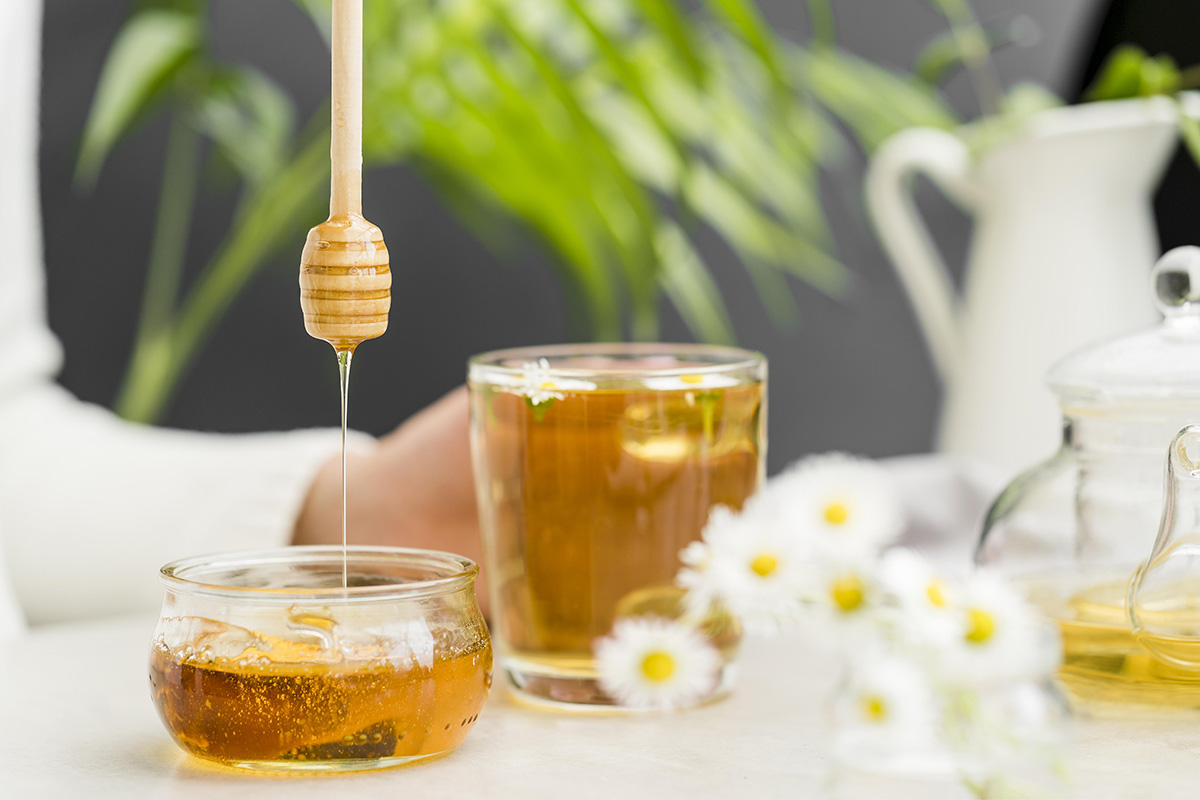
top-left (159, 545), bottom-right (479, 604)
top-left (468, 342), bottom-right (765, 384)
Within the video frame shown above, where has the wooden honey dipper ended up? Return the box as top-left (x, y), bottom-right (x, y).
top-left (299, 0), bottom-right (390, 353)
top-left (297, 0), bottom-right (388, 586)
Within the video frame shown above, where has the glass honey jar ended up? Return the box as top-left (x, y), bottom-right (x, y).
top-left (149, 546), bottom-right (492, 771)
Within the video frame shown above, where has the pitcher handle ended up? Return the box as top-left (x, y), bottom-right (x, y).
top-left (865, 127), bottom-right (977, 383)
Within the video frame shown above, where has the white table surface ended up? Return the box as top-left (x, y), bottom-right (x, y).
top-left (3, 615), bottom-right (1200, 799)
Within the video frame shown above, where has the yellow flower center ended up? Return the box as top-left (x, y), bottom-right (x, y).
top-left (926, 581), bottom-right (947, 608)
top-left (861, 694), bottom-right (888, 722)
top-left (641, 651), bottom-right (676, 682)
top-left (680, 374), bottom-right (704, 384)
top-left (750, 553), bottom-right (779, 578)
top-left (824, 502), bottom-right (850, 526)
top-left (538, 381), bottom-right (557, 390)
top-left (964, 608), bottom-right (996, 644)
top-left (831, 576), bottom-right (866, 612)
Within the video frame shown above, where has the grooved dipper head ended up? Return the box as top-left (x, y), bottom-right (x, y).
top-left (299, 213), bottom-right (391, 351)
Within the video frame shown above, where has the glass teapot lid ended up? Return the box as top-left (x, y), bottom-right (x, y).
top-left (1048, 247), bottom-right (1200, 406)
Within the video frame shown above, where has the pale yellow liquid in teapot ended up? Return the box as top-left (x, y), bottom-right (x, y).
top-left (1026, 578), bottom-right (1200, 712)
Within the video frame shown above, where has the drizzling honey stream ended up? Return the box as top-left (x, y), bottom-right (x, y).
top-left (298, 0), bottom-right (390, 586)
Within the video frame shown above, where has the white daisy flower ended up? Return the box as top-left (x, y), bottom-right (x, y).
top-left (676, 505), bottom-right (808, 633)
top-left (677, 534), bottom-right (724, 617)
top-left (768, 453), bottom-right (904, 557)
top-left (879, 548), bottom-right (959, 647)
top-left (595, 616), bottom-right (720, 710)
top-left (525, 385), bottom-right (563, 407)
top-left (803, 554), bottom-right (885, 645)
top-left (940, 571), bottom-right (1061, 687)
top-left (510, 359), bottom-right (596, 408)
top-left (832, 653), bottom-right (942, 764)
top-left (641, 372), bottom-right (741, 392)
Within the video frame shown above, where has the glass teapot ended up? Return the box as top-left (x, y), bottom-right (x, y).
top-left (977, 246), bottom-right (1200, 712)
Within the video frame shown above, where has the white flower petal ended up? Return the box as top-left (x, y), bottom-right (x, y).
top-left (769, 453), bottom-right (904, 556)
top-left (641, 373), bottom-right (741, 391)
top-left (676, 504), bottom-right (809, 632)
top-left (802, 553), bottom-right (885, 646)
top-left (879, 548), bottom-right (959, 648)
top-left (832, 653), bottom-right (943, 764)
top-left (937, 571), bottom-right (1061, 687)
top-left (595, 617), bottom-right (721, 710)
top-left (488, 359), bottom-right (598, 403)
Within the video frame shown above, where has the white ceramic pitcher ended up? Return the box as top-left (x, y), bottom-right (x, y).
top-left (866, 96), bottom-right (1183, 474)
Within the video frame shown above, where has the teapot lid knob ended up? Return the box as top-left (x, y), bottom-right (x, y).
top-left (1153, 246), bottom-right (1200, 324)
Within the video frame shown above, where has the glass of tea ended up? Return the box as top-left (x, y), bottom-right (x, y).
top-left (468, 344), bottom-right (766, 710)
top-left (149, 546), bottom-right (492, 772)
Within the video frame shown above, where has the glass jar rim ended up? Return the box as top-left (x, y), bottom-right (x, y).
top-left (160, 546), bottom-right (478, 603)
top-left (468, 342), bottom-right (764, 383)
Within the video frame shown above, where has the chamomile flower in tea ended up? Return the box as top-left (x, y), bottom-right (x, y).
top-left (512, 359), bottom-right (597, 407)
top-left (641, 372), bottom-right (742, 391)
top-left (595, 616), bottom-right (720, 710)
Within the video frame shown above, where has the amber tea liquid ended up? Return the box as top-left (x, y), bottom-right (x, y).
top-left (471, 367), bottom-right (764, 706)
top-left (150, 621), bottom-right (492, 769)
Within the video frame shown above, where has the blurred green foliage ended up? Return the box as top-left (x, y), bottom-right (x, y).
top-left (82, 0), bottom-right (966, 423)
top-left (1083, 45), bottom-right (1200, 168)
top-left (1085, 45), bottom-right (1182, 102)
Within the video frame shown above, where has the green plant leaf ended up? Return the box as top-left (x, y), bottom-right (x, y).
top-left (706, 89), bottom-right (831, 246)
top-left (684, 165), bottom-right (846, 298)
top-left (291, 0), bottom-right (332, 40)
top-left (914, 20), bottom-right (1031, 86)
top-left (563, 0), bottom-right (691, 179)
top-left (922, 0), bottom-right (970, 17)
top-left (798, 46), bottom-right (958, 153)
top-left (1178, 98), bottom-right (1200, 169)
top-left (586, 91), bottom-right (679, 194)
top-left (1086, 45), bottom-right (1150, 101)
top-left (404, 44), bottom-right (627, 338)
top-left (959, 82), bottom-right (1062, 155)
top-left (193, 67), bottom-right (296, 185)
top-left (1143, 54), bottom-right (1183, 95)
top-left (806, 0), bottom-right (835, 46)
top-left (743, 255), bottom-right (800, 329)
top-left (493, 7), bottom-right (663, 336)
top-left (1085, 44), bottom-right (1181, 102)
top-left (703, 0), bottom-right (786, 91)
top-left (656, 222), bottom-right (735, 344)
top-left (1002, 81), bottom-right (1062, 116)
top-left (630, 0), bottom-right (704, 83)
top-left (76, 9), bottom-right (201, 188)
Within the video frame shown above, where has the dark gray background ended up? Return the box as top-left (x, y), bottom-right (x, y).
top-left (38, 0), bottom-right (1104, 472)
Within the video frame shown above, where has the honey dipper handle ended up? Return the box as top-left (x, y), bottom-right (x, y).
top-left (330, 0), bottom-right (363, 217)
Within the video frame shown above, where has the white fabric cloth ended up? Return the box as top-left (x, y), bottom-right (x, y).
top-left (886, 453), bottom-right (1007, 566)
top-left (0, 3), bottom-right (359, 636)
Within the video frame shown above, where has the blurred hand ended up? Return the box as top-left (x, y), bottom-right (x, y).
top-left (294, 386), bottom-right (485, 600)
